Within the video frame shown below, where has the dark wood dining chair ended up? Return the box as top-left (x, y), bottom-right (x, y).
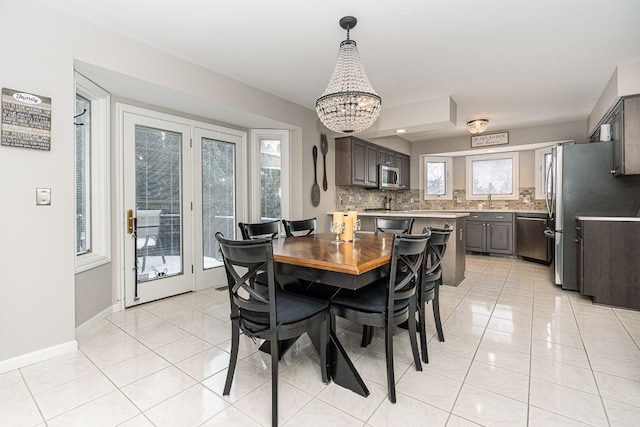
top-left (215, 232), bottom-right (330, 427)
top-left (238, 220), bottom-right (303, 292)
top-left (374, 216), bottom-right (415, 234)
top-left (282, 218), bottom-right (317, 237)
top-left (418, 224), bottom-right (453, 363)
top-left (360, 216), bottom-right (416, 346)
top-left (238, 220), bottom-right (281, 240)
top-left (330, 232), bottom-right (429, 403)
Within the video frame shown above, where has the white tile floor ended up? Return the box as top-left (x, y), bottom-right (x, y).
top-left (2, 255), bottom-right (640, 426)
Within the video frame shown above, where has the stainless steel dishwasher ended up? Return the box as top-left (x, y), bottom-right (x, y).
top-left (516, 213), bottom-right (551, 264)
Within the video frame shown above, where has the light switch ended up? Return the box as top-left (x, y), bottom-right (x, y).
top-left (36, 188), bottom-right (51, 205)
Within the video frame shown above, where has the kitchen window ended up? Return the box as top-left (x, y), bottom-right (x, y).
top-left (466, 152), bottom-right (519, 200)
top-left (250, 129), bottom-right (290, 222)
top-left (75, 73), bottom-right (111, 272)
top-left (423, 156), bottom-right (452, 200)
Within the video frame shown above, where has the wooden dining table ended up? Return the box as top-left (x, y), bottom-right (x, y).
top-left (270, 232), bottom-right (394, 397)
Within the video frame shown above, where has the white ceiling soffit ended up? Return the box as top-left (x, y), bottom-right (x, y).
top-left (361, 96), bottom-right (457, 140)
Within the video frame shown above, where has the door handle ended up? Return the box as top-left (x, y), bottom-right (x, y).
top-left (127, 209), bottom-right (135, 235)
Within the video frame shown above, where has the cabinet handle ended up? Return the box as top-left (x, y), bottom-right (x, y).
top-left (471, 215), bottom-right (479, 218)
top-left (459, 228), bottom-right (463, 241)
top-left (610, 169), bottom-right (617, 174)
top-left (495, 215), bottom-right (504, 219)
top-left (574, 238), bottom-right (579, 243)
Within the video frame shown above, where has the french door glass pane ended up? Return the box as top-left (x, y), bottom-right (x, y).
top-left (472, 158), bottom-right (513, 195)
top-left (260, 139), bottom-right (281, 221)
top-left (426, 161), bottom-right (446, 195)
top-left (135, 126), bottom-right (182, 282)
top-left (75, 95), bottom-right (91, 254)
top-left (202, 137), bottom-right (235, 269)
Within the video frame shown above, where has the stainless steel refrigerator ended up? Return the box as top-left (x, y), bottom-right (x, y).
top-left (545, 141), bottom-right (640, 291)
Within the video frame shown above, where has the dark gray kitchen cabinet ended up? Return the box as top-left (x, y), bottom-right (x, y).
top-left (590, 95), bottom-right (640, 176)
top-left (336, 136), bottom-right (412, 189)
top-left (335, 136), bottom-right (378, 188)
top-left (397, 154), bottom-right (410, 189)
top-left (577, 219), bottom-right (640, 310)
top-left (465, 212), bottom-right (514, 255)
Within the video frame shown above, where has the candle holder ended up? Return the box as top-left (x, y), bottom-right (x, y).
top-left (353, 218), bottom-right (361, 239)
top-left (330, 221), bottom-right (345, 243)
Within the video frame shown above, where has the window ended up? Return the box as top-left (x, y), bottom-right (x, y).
top-left (535, 146), bottom-right (553, 199)
top-left (466, 152), bottom-right (519, 200)
top-left (423, 156), bottom-right (452, 200)
top-left (250, 129), bottom-right (290, 222)
top-left (75, 73), bottom-right (110, 272)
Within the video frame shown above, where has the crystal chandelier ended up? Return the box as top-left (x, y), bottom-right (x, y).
top-left (316, 16), bottom-right (382, 134)
top-left (467, 118), bottom-right (489, 135)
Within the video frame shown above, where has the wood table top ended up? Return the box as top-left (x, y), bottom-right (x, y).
top-left (272, 232), bottom-right (393, 275)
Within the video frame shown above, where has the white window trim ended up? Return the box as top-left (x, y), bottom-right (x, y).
top-left (534, 146), bottom-right (553, 200)
top-left (423, 156), bottom-right (453, 200)
top-left (465, 152), bottom-right (520, 200)
top-left (75, 73), bottom-right (111, 273)
top-left (249, 129), bottom-right (290, 222)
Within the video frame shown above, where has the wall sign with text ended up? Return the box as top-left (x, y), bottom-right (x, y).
top-left (471, 132), bottom-right (508, 148)
top-left (1, 88), bottom-right (52, 151)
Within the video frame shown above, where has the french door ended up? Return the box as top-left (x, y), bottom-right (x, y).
top-left (121, 106), bottom-right (246, 307)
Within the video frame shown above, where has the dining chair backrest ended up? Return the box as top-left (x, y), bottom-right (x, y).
top-left (386, 232), bottom-right (430, 310)
top-left (238, 220), bottom-right (280, 240)
top-left (282, 218), bottom-right (317, 237)
top-left (422, 224), bottom-right (453, 278)
top-left (375, 217), bottom-right (414, 234)
top-left (215, 232), bottom-right (276, 327)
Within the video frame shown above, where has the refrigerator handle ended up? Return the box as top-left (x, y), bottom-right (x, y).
top-left (544, 158), bottom-right (552, 219)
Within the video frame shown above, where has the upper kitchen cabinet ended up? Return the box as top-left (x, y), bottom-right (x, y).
top-left (590, 95), bottom-right (640, 176)
top-left (335, 136), bottom-right (410, 189)
top-left (397, 153), bottom-right (410, 189)
top-left (336, 136), bottom-right (378, 188)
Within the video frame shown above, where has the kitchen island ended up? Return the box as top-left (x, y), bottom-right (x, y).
top-left (330, 210), bottom-right (469, 287)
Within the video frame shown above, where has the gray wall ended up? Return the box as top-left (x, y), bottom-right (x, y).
top-left (410, 120), bottom-right (588, 189)
top-left (0, 2), bottom-right (326, 367)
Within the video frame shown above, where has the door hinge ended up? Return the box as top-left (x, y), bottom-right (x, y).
top-left (191, 201), bottom-right (193, 211)
top-left (191, 265), bottom-right (194, 274)
top-left (190, 138), bottom-right (192, 148)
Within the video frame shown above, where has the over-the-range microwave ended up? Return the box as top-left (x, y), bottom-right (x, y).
top-left (379, 164), bottom-right (400, 189)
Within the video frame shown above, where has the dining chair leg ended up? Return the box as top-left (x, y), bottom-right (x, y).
top-left (385, 324), bottom-right (396, 403)
top-left (408, 297), bottom-right (422, 371)
top-left (418, 292), bottom-right (429, 363)
top-left (320, 313), bottom-right (330, 384)
top-left (433, 281), bottom-right (445, 342)
top-left (270, 336), bottom-right (279, 427)
top-left (223, 323), bottom-right (240, 395)
top-left (360, 325), bottom-right (374, 347)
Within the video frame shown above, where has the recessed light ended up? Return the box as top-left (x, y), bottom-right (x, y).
top-left (396, 129), bottom-right (406, 134)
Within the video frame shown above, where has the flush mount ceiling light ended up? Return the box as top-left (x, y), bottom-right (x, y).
top-left (467, 118), bottom-right (489, 135)
top-left (316, 16), bottom-right (382, 134)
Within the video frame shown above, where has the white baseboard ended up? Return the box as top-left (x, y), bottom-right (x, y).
top-left (0, 340), bottom-right (78, 374)
top-left (75, 304), bottom-right (119, 338)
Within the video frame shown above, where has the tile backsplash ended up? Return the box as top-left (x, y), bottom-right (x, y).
top-left (335, 187), bottom-right (546, 211)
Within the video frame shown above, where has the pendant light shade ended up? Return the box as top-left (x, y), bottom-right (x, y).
top-left (316, 16), bottom-right (381, 134)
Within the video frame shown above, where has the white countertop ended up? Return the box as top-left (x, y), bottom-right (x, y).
top-left (329, 210), bottom-right (469, 219)
top-left (576, 216), bottom-right (640, 222)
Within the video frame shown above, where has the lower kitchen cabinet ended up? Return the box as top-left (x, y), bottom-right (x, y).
top-left (466, 212), bottom-right (514, 255)
top-left (576, 218), bottom-right (640, 310)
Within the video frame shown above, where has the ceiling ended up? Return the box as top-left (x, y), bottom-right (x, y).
top-left (42, 0), bottom-right (640, 142)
